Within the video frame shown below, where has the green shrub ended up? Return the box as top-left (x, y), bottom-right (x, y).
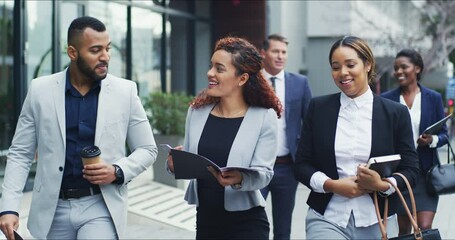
top-left (144, 92), bottom-right (193, 136)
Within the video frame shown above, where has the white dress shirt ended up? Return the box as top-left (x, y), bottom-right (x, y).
top-left (309, 88), bottom-right (395, 228)
top-left (261, 69), bottom-right (289, 156)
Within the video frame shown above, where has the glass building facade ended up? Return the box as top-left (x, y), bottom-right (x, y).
top-left (0, 0), bottom-right (217, 193)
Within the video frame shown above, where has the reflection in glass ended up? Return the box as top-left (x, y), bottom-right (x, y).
top-left (131, 7), bottom-right (162, 98)
top-left (87, 1), bottom-right (127, 78)
top-left (27, 0), bottom-right (53, 80)
top-left (0, 0), bottom-right (14, 156)
top-left (168, 16), bottom-right (188, 93)
top-left (60, 2), bottom-right (80, 70)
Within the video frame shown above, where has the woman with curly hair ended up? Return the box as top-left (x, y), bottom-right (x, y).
top-left (167, 36), bottom-right (282, 239)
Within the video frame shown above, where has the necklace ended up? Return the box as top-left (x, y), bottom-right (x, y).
top-left (215, 104), bottom-right (247, 118)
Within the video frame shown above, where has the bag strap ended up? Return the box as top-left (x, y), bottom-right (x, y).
top-left (445, 134), bottom-right (455, 165)
top-left (374, 173), bottom-right (422, 240)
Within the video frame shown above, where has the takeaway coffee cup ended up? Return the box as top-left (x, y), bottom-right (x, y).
top-left (80, 145), bottom-right (101, 166)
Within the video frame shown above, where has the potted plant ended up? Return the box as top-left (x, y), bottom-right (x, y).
top-left (143, 91), bottom-right (193, 189)
top-left (144, 92), bottom-right (192, 136)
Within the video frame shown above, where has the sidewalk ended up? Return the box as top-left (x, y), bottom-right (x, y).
top-left (10, 143), bottom-right (455, 239)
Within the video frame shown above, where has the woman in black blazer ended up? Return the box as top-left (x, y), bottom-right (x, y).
top-left (294, 36), bottom-right (420, 239)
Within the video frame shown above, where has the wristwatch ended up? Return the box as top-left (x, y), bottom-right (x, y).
top-left (112, 164), bottom-right (125, 185)
top-left (231, 183), bottom-right (242, 190)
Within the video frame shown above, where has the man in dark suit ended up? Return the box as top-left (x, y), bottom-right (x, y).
top-left (260, 34), bottom-right (312, 240)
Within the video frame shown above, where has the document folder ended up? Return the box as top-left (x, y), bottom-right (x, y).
top-left (160, 144), bottom-right (258, 180)
top-left (423, 113), bottom-right (452, 135)
top-left (14, 230), bottom-right (23, 240)
top-left (366, 154), bottom-right (401, 177)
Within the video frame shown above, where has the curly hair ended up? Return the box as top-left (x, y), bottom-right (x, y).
top-left (191, 36), bottom-right (282, 118)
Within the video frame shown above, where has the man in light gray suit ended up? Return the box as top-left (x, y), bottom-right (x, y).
top-left (260, 34), bottom-right (312, 240)
top-left (0, 16), bottom-right (157, 239)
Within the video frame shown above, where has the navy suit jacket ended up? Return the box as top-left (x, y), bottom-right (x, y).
top-left (294, 92), bottom-right (419, 216)
top-left (381, 84), bottom-right (448, 172)
top-left (283, 72), bottom-right (312, 160)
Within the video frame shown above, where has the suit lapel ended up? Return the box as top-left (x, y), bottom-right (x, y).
top-left (325, 94), bottom-right (340, 177)
top-left (419, 85), bottom-right (429, 134)
top-left (370, 95), bottom-right (385, 157)
top-left (53, 72), bottom-right (67, 146)
top-left (284, 72), bottom-right (292, 120)
top-left (95, 77), bottom-right (111, 145)
top-left (390, 88), bottom-right (401, 102)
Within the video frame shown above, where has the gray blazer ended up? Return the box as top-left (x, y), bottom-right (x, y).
top-left (0, 69), bottom-right (157, 238)
top-left (183, 104), bottom-right (277, 211)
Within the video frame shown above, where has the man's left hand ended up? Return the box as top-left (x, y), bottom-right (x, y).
top-left (83, 162), bottom-right (116, 185)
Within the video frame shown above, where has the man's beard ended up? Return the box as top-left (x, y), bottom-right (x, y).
top-left (76, 55), bottom-right (108, 81)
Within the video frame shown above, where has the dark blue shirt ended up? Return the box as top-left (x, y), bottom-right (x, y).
top-left (61, 69), bottom-right (101, 189)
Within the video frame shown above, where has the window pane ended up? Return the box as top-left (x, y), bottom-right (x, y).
top-left (168, 16), bottom-right (188, 93)
top-left (131, 7), bottom-right (162, 98)
top-left (60, 2), bottom-right (80, 70)
top-left (86, 2), bottom-right (127, 78)
top-left (0, 0), bottom-right (14, 158)
top-left (27, 0), bottom-right (53, 80)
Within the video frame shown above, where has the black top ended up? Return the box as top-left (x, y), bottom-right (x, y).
top-left (197, 114), bottom-right (243, 210)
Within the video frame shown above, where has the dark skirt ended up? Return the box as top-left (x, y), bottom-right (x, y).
top-left (391, 171), bottom-right (439, 215)
top-left (196, 205), bottom-right (269, 239)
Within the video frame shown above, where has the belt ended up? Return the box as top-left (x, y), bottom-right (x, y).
top-left (275, 154), bottom-right (293, 164)
top-left (59, 186), bottom-right (101, 200)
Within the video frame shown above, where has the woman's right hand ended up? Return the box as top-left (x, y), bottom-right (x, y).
top-left (0, 214), bottom-right (19, 240)
top-left (323, 176), bottom-right (365, 198)
top-left (167, 145), bottom-right (183, 173)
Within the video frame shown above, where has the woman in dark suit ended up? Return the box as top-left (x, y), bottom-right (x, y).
top-left (294, 36), bottom-right (420, 239)
top-left (381, 48), bottom-right (448, 235)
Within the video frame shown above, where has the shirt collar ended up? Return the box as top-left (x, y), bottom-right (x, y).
top-left (261, 69), bottom-right (285, 81)
top-left (65, 67), bottom-right (102, 92)
top-left (340, 87), bottom-right (373, 110)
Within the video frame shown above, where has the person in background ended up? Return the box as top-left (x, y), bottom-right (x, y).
top-left (259, 33), bottom-right (312, 240)
top-left (294, 36), bottom-right (420, 239)
top-left (381, 48), bottom-right (448, 235)
top-left (167, 36), bottom-right (282, 239)
top-left (0, 16), bottom-right (157, 239)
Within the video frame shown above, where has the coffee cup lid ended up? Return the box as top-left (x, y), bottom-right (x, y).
top-left (80, 145), bottom-right (101, 158)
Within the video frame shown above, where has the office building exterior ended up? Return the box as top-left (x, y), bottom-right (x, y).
top-left (0, 0), bottom-right (432, 192)
top-left (0, 0), bottom-right (268, 192)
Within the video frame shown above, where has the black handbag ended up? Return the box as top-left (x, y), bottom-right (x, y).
top-left (426, 137), bottom-right (455, 195)
top-left (391, 229), bottom-right (441, 240)
top-left (374, 173), bottom-right (441, 240)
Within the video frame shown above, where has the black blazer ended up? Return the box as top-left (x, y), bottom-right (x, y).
top-left (294, 92), bottom-right (420, 216)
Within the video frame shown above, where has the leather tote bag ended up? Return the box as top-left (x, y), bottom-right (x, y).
top-left (426, 137), bottom-right (455, 195)
top-left (374, 173), bottom-right (441, 240)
